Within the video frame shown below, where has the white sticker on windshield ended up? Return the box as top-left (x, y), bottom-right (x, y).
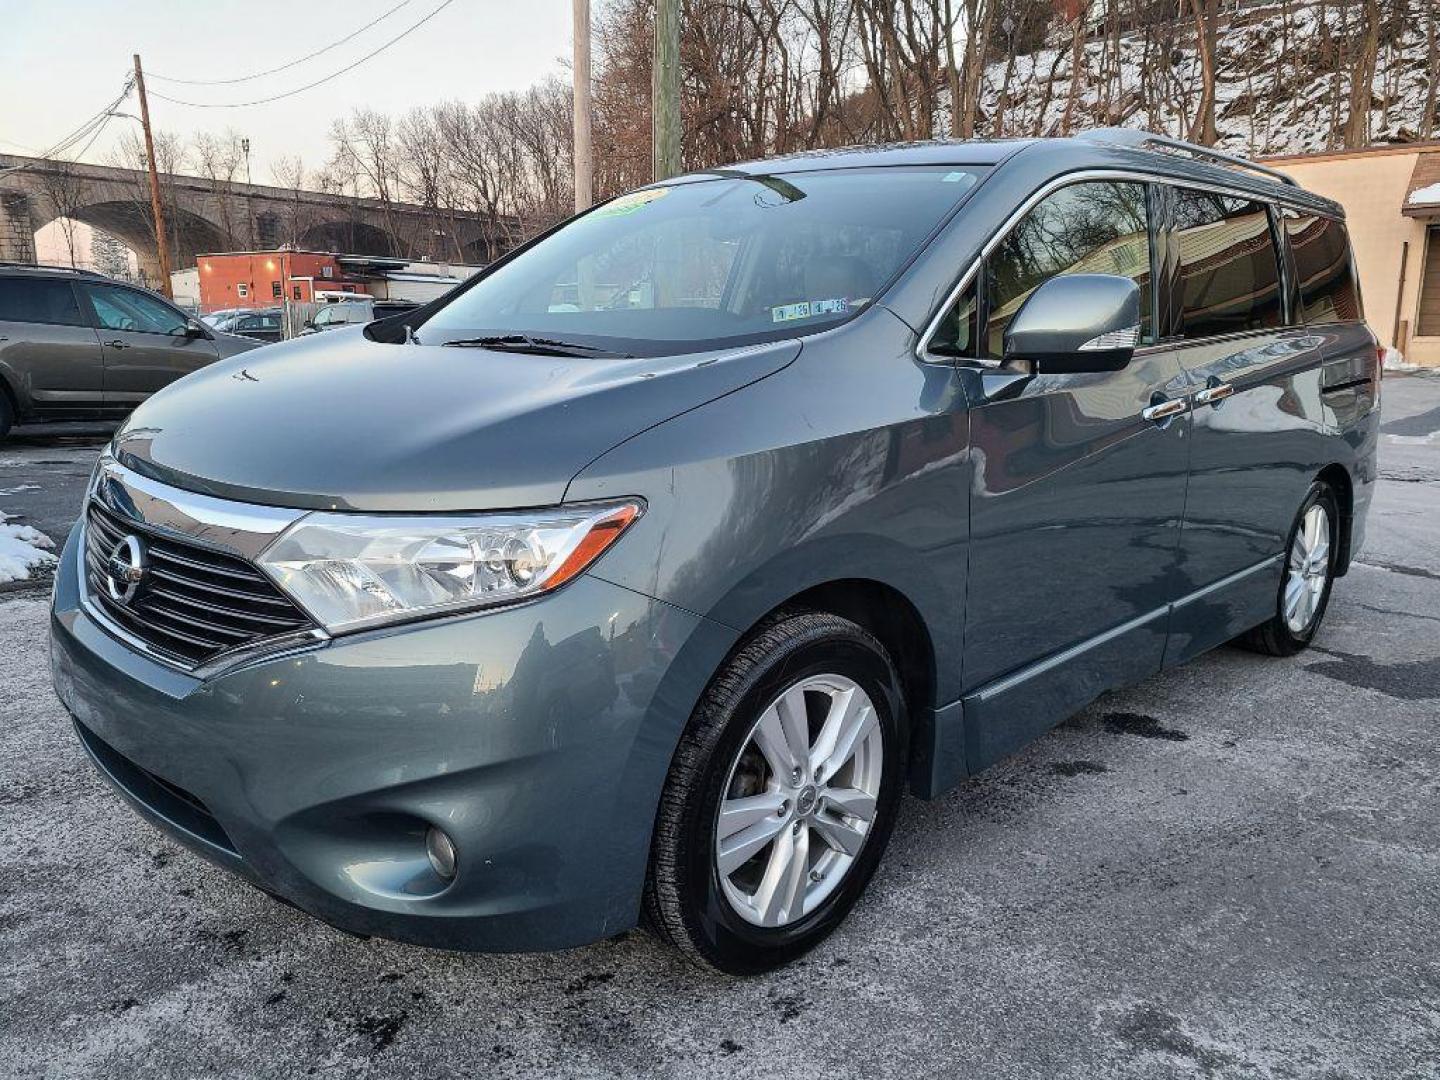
top-left (771, 298), bottom-right (849, 323)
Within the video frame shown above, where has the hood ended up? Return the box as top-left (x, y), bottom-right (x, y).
top-left (113, 327), bottom-right (800, 511)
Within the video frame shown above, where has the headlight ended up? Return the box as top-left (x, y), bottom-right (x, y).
top-left (257, 500), bottom-right (642, 633)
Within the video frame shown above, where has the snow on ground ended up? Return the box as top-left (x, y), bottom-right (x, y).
top-left (0, 510), bottom-right (56, 584)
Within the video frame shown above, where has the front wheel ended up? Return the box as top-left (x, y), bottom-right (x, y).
top-left (1238, 480), bottom-right (1340, 656)
top-left (0, 393), bottom-right (12, 441)
top-left (643, 611), bottom-right (907, 974)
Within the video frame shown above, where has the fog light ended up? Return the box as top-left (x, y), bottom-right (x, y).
top-left (425, 826), bottom-right (457, 881)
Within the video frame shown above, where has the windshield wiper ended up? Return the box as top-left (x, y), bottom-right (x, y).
top-left (442, 334), bottom-right (633, 359)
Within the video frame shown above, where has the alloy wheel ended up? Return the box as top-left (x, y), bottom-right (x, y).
top-left (1283, 502), bottom-right (1331, 634)
top-left (714, 674), bottom-right (884, 928)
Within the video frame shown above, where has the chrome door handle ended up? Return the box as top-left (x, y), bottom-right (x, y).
top-left (1194, 381), bottom-right (1235, 405)
top-left (104, 339), bottom-right (131, 349)
top-left (1142, 397), bottom-right (1187, 423)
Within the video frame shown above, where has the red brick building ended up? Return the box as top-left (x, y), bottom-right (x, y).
top-left (196, 250), bottom-right (370, 312)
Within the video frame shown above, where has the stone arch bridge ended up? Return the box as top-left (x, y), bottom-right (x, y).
top-left (0, 152), bottom-right (503, 282)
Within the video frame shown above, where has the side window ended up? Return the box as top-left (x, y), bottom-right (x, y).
top-left (928, 282), bottom-right (978, 357)
top-left (86, 285), bottom-right (189, 336)
top-left (1174, 189), bottom-right (1284, 338)
top-left (0, 278), bottom-right (85, 326)
top-left (983, 180), bottom-right (1153, 358)
top-left (1284, 212), bottom-right (1361, 324)
top-left (313, 307), bottom-right (334, 326)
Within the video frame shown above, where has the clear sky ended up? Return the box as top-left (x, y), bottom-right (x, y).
top-left (0, 0), bottom-right (574, 182)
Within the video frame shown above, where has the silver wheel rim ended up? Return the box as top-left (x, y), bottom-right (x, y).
top-left (714, 674), bottom-right (884, 928)
top-left (1284, 503), bottom-right (1331, 634)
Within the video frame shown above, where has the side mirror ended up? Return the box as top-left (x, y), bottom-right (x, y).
top-left (1003, 274), bottom-right (1141, 374)
top-left (183, 320), bottom-right (208, 339)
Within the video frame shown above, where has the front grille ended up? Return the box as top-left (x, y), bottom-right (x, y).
top-left (84, 499), bottom-right (313, 668)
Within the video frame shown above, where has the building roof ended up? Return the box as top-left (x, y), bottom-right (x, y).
top-left (1403, 152), bottom-right (1440, 218)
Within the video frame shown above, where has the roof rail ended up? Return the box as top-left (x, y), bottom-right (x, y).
top-left (0, 261), bottom-right (108, 277)
top-left (1078, 128), bottom-right (1299, 187)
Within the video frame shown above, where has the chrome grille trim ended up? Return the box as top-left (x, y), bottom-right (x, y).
top-left (78, 457), bottom-right (328, 678)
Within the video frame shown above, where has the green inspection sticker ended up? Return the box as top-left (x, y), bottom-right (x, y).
top-left (594, 188), bottom-right (669, 217)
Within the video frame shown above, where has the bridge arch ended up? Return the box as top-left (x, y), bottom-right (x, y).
top-left (300, 219), bottom-right (397, 258)
top-left (28, 197), bottom-right (228, 283)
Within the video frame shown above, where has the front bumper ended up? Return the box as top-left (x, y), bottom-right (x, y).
top-left (50, 524), bottom-right (736, 952)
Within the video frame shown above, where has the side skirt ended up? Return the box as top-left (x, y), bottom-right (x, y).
top-left (916, 556), bottom-right (1281, 797)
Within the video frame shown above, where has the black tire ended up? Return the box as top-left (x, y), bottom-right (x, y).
top-left (1238, 480), bottom-right (1340, 657)
top-left (0, 393), bottom-right (12, 442)
top-left (643, 611), bottom-right (908, 975)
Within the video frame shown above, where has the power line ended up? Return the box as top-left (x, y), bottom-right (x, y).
top-left (0, 75), bottom-right (134, 178)
top-left (147, 0), bottom-right (457, 109)
top-left (147, 0), bottom-right (413, 85)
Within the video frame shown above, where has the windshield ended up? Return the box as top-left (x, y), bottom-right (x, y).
top-left (419, 165), bottom-right (985, 357)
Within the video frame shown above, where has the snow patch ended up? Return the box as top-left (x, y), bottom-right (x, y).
top-left (1407, 182), bottom-right (1440, 207)
top-left (0, 511), bottom-right (57, 584)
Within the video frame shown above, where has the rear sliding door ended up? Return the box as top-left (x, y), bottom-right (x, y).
top-left (1164, 189), bottom-right (1330, 664)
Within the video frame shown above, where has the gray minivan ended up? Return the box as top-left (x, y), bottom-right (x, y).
top-left (0, 265), bottom-right (259, 439)
top-left (49, 131), bottom-right (1378, 973)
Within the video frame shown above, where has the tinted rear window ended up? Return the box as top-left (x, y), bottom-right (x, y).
top-left (1284, 213), bottom-right (1361, 323)
top-left (1174, 190), bottom-right (1284, 338)
top-left (0, 277), bottom-right (84, 327)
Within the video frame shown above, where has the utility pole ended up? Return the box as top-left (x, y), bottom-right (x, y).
top-left (132, 53), bottom-right (174, 297)
top-left (573, 0), bottom-right (593, 212)
top-left (242, 136), bottom-right (254, 247)
top-left (652, 0), bottom-right (680, 181)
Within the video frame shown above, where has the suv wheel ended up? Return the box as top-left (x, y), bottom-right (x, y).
top-left (644, 611), bottom-right (907, 974)
top-left (1238, 480), bottom-right (1340, 656)
top-left (0, 392), bottom-right (12, 441)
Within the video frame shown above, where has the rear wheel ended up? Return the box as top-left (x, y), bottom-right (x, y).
top-left (0, 393), bottom-right (12, 441)
top-left (643, 611), bottom-right (907, 974)
top-left (1238, 480), bottom-right (1339, 656)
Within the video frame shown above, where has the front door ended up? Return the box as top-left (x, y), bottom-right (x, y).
top-left (80, 282), bottom-right (219, 407)
top-left (952, 178), bottom-right (1193, 770)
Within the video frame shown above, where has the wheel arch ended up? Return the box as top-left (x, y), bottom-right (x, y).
top-left (0, 369), bottom-right (20, 420)
top-left (1316, 462), bottom-right (1354, 576)
top-left (698, 575), bottom-right (942, 798)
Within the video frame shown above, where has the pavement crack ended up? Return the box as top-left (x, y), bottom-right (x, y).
top-left (1354, 559), bottom-right (1440, 583)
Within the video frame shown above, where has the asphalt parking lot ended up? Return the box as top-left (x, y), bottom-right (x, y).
top-left (1, 376), bottom-right (1437, 1080)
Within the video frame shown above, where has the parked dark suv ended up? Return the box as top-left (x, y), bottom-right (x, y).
top-left (211, 306), bottom-right (284, 344)
top-left (49, 131), bottom-right (1378, 973)
top-left (0, 264), bottom-right (259, 439)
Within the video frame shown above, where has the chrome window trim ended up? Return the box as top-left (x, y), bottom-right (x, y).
top-left (915, 167), bottom-right (1341, 367)
top-left (79, 457), bottom-right (329, 679)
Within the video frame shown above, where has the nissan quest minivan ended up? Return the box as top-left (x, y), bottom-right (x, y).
top-left (49, 130), bottom-right (1379, 974)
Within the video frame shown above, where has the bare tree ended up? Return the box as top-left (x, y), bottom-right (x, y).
top-left (33, 160), bottom-right (87, 267)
